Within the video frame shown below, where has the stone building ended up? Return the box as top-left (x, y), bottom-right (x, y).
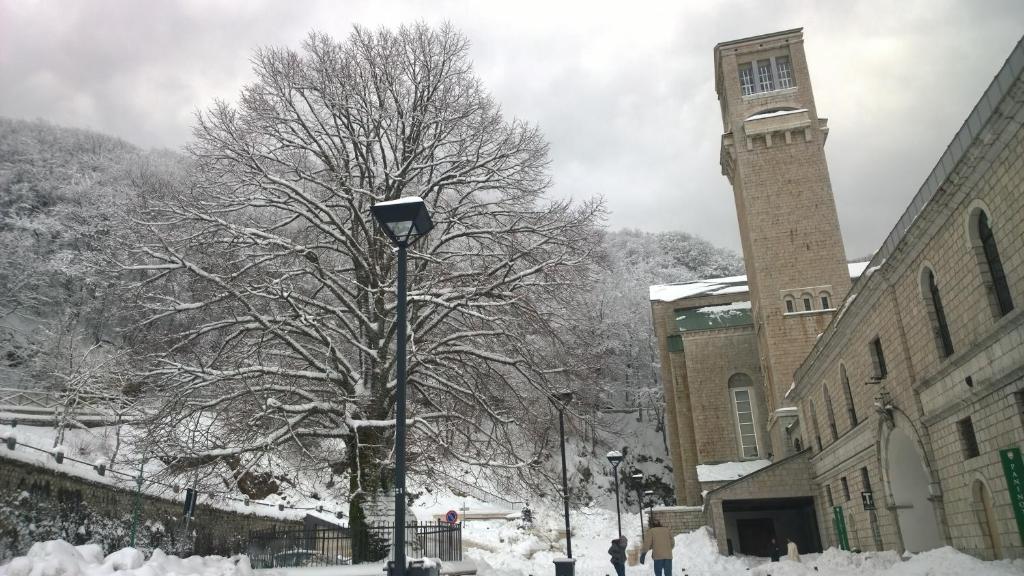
top-left (650, 28), bottom-right (1024, 559)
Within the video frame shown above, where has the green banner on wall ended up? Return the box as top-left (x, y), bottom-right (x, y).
top-left (832, 506), bottom-right (850, 551)
top-left (999, 447), bottom-right (1024, 543)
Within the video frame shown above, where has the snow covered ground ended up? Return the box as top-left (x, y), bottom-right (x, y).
top-left (6, 518), bottom-right (1024, 576)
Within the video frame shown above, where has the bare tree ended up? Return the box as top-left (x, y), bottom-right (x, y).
top-left (125, 24), bottom-right (603, 523)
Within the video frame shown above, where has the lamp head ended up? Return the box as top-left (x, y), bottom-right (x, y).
top-left (553, 389), bottom-right (574, 406)
top-left (371, 196), bottom-right (434, 246)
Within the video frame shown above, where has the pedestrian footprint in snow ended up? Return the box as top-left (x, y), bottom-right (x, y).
top-left (608, 535), bottom-right (627, 576)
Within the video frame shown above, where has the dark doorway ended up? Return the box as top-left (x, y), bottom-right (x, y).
top-left (722, 496), bottom-right (822, 556)
top-left (736, 518), bottom-right (776, 557)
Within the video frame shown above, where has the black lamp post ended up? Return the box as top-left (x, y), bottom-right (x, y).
top-left (553, 390), bottom-right (574, 558)
top-left (607, 450), bottom-right (624, 538)
top-left (371, 196), bottom-right (434, 576)
top-left (631, 471), bottom-right (644, 539)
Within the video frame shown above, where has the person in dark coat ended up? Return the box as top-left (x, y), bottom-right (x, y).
top-left (608, 536), bottom-right (627, 576)
top-left (769, 538), bottom-right (781, 562)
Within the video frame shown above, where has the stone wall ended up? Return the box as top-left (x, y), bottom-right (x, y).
top-left (649, 506), bottom-right (706, 536)
top-left (0, 453), bottom-right (302, 557)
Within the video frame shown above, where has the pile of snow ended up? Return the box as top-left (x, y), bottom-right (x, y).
top-left (0, 540), bottom-right (253, 576)
top-left (696, 459), bottom-right (771, 482)
top-left (748, 545), bottom-right (1024, 576)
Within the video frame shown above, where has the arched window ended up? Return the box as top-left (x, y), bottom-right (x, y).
top-left (809, 399), bottom-right (823, 451)
top-left (823, 385), bottom-right (838, 441)
top-left (820, 291), bottom-right (832, 310)
top-left (840, 364), bottom-right (857, 427)
top-left (729, 373), bottom-right (759, 459)
top-left (977, 211), bottom-right (1014, 316)
top-left (794, 437), bottom-right (803, 452)
top-left (784, 295), bottom-right (796, 314)
top-left (922, 267), bottom-right (954, 358)
top-left (802, 293), bottom-right (813, 312)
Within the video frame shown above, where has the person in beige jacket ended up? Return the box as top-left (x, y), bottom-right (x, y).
top-left (640, 518), bottom-right (674, 576)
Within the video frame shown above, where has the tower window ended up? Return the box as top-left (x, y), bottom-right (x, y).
top-left (740, 63), bottom-right (756, 96)
top-left (978, 211), bottom-right (1014, 316)
top-left (923, 268), bottom-right (955, 358)
top-left (958, 416), bottom-right (980, 459)
top-left (756, 59), bottom-right (775, 92)
top-left (820, 292), bottom-right (832, 309)
top-left (776, 56), bottom-right (794, 89)
top-left (785, 298), bottom-right (796, 313)
top-left (869, 337), bottom-right (888, 380)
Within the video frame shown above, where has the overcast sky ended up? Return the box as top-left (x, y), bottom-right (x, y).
top-left (1, 1), bottom-right (1022, 257)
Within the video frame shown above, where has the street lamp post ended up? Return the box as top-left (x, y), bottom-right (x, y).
top-left (631, 472), bottom-right (644, 539)
top-left (643, 489), bottom-right (655, 533)
top-left (607, 451), bottom-right (624, 538)
top-left (371, 197), bottom-right (434, 576)
top-left (552, 390), bottom-right (574, 558)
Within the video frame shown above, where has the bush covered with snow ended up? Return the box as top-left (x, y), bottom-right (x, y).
top-left (0, 540), bottom-right (253, 576)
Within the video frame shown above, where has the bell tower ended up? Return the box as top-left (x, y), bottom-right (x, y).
top-left (714, 29), bottom-right (851, 456)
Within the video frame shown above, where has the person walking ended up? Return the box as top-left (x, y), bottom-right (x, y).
top-left (769, 538), bottom-right (781, 562)
top-left (640, 518), bottom-right (674, 576)
top-left (608, 536), bottom-right (627, 576)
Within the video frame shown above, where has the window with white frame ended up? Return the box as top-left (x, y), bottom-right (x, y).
top-left (729, 373), bottom-right (759, 459)
top-left (820, 291), bottom-right (832, 310)
top-left (738, 54), bottom-right (795, 96)
top-left (739, 63), bottom-right (756, 96)
top-left (802, 293), bottom-right (813, 311)
top-left (776, 55), bottom-right (794, 89)
top-left (756, 59), bottom-right (775, 92)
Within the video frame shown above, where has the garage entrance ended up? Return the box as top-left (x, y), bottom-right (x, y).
top-left (722, 497), bottom-right (821, 557)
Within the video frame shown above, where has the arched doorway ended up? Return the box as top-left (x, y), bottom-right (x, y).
top-left (886, 426), bottom-right (942, 552)
top-left (973, 480), bottom-right (1002, 559)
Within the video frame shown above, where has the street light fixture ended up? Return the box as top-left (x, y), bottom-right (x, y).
top-left (371, 196), bottom-right (434, 576)
top-left (631, 471), bottom-right (645, 539)
top-left (607, 450), bottom-right (624, 538)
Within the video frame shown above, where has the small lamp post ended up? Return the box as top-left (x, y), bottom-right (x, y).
top-left (631, 471), bottom-right (645, 539)
top-left (607, 450), bottom-right (624, 538)
top-left (371, 196), bottom-right (434, 576)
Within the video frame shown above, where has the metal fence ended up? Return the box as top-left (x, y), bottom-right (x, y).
top-left (247, 522), bottom-right (462, 568)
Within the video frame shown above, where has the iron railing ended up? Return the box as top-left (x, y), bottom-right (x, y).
top-left (247, 522), bottom-right (462, 568)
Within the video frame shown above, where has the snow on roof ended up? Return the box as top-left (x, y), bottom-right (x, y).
top-left (650, 261), bottom-right (870, 303)
top-left (696, 459), bottom-right (772, 482)
top-left (746, 108), bottom-right (807, 121)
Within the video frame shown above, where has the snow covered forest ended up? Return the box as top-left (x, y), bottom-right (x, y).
top-left (0, 24), bottom-right (742, 527)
